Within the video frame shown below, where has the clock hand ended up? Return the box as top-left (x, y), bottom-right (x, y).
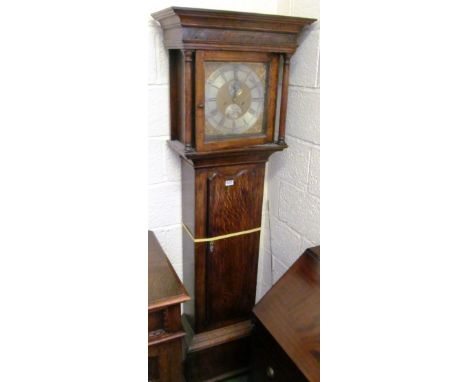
top-left (231, 82), bottom-right (241, 102)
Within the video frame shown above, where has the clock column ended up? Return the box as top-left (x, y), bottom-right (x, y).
top-left (278, 53), bottom-right (292, 145)
top-left (183, 49), bottom-right (194, 152)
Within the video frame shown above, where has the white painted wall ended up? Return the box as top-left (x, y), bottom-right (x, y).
top-left (148, 13), bottom-right (183, 279)
top-left (148, 0), bottom-right (320, 297)
top-left (256, 0), bottom-right (320, 300)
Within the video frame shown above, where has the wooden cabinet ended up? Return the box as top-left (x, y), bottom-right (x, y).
top-left (252, 247), bottom-right (320, 382)
top-left (251, 321), bottom-right (308, 381)
top-left (148, 231), bottom-right (190, 382)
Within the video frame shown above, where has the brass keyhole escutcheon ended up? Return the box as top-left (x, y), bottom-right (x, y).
top-left (266, 366), bottom-right (275, 378)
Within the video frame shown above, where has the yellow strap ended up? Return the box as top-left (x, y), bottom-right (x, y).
top-left (182, 223), bottom-right (261, 243)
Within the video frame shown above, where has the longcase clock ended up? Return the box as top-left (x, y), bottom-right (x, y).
top-left (151, 7), bottom-right (315, 381)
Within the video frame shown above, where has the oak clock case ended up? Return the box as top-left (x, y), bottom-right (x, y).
top-left (152, 7), bottom-right (315, 381)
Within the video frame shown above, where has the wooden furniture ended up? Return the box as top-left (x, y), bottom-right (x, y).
top-left (151, 7), bottom-right (316, 381)
top-left (252, 247), bottom-right (320, 382)
top-left (148, 231), bottom-right (190, 382)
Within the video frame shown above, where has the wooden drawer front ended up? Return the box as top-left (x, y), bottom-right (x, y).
top-left (252, 323), bottom-right (307, 382)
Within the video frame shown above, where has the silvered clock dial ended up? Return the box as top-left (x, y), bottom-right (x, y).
top-left (204, 62), bottom-right (267, 139)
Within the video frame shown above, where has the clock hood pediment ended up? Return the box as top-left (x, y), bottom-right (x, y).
top-left (151, 7), bottom-right (315, 53)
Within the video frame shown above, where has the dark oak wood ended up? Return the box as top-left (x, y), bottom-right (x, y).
top-left (152, 7), bottom-right (314, 153)
top-left (184, 49), bottom-right (195, 152)
top-left (183, 317), bottom-right (253, 381)
top-left (168, 139), bottom-right (286, 169)
top-left (148, 231), bottom-right (190, 311)
top-left (169, 50), bottom-right (180, 141)
top-left (178, 156), bottom-right (267, 380)
top-left (152, 7), bottom-right (315, 53)
top-left (252, 246), bottom-right (320, 382)
top-left (181, 163), bottom-right (265, 333)
top-left (148, 231), bottom-right (190, 382)
top-left (149, 340), bottom-right (184, 382)
top-left (205, 232), bottom-right (260, 329)
top-left (250, 320), bottom-right (308, 382)
top-left (186, 319), bottom-right (253, 353)
top-left (199, 163), bottom-right (262, 331)
top-left (278, 53), bottom-right (291, 144)
top-left (206, 164), bottom-right (264, 236)
top-left (186, 337), bottom-right (250, 382)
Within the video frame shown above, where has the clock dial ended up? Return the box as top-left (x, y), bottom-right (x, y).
top-left (204, 62), bottom-right (267, 140)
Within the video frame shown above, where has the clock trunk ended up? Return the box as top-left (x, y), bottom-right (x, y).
top-left (182, 161), bottom-right (265, 333)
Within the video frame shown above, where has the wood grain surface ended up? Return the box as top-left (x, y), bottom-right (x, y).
top-left (152, 7), bottom-right (315, 53)
top-left (253, 247), bottom-right (320, 382)
top-left (148, 231), bottom-right (190, 311)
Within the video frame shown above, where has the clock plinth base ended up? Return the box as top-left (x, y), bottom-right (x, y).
top-left (182, 315), bottom-right (253, 381)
